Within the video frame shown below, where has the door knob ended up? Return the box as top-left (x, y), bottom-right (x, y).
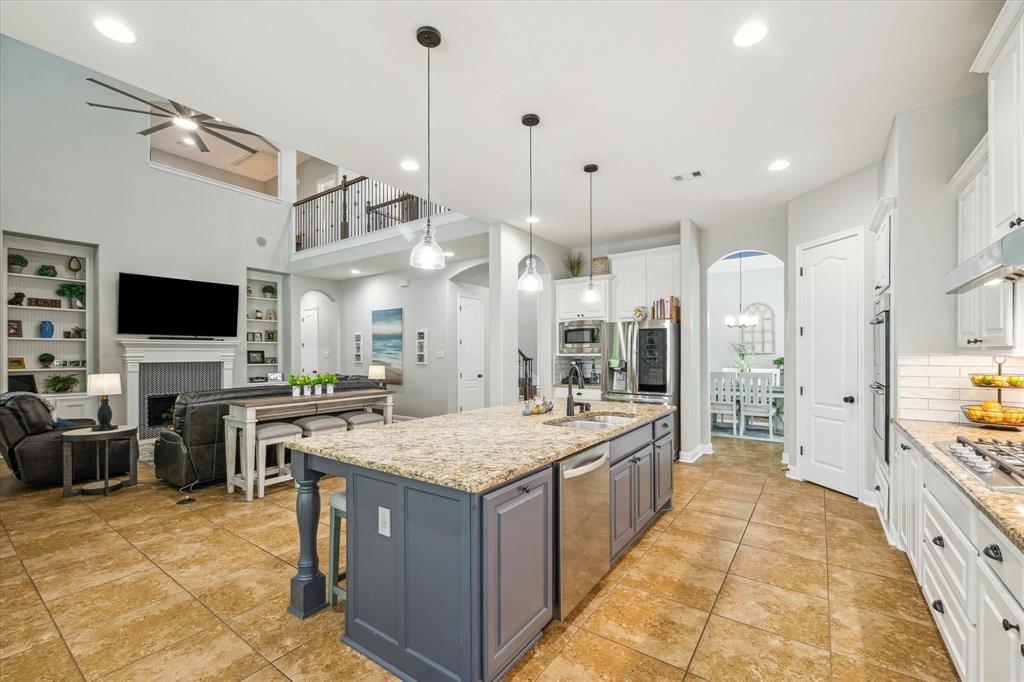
top-left (477, 374), bottom-right (483, 378)
top-left (843, 396), bottom-right (855, 404)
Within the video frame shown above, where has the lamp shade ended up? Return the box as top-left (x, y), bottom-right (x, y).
top-left (368, 365), bottom-right (386, 381)
top-left (87, 373), bottom-right (122, 396)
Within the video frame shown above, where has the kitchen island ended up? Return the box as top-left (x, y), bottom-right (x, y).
top-left (284, 400), bottom-right (675, 682)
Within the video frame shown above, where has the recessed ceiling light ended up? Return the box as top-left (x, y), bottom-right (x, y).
top-left (350, 269), bottom-right (361, 275)
top-left (400, 159), bottom-right (420, 171)
top-left (172, 116), bottom-right (198, 131)
top-left (94, 18), bottom-right (137, 44)
top-left (526, 215), bottom-right (540, 224)
top-left (767, 159), bottom-right (791, 171)
top-left (733, 21), bottom-right (768, 47)
top-left (443, 251), bottom-right (454, 257)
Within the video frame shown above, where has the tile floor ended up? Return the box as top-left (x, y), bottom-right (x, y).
top-left (0, 436), bottom-right (956, 681)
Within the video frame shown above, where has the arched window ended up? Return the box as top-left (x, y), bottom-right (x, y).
top-left (741, 302), bottom-right (775, 354)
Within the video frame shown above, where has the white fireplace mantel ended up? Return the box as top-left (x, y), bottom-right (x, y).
top-left (117, 338), bottom-right (239, 428)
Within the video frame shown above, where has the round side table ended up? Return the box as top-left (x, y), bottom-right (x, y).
top-left (61, 425), bottom-right (140, 498)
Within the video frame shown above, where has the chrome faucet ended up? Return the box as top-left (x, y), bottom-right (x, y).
top-left (566, 362), bottom-right (583, 416)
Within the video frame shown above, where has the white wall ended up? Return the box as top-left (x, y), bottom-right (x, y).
top-left (150, 149), bottom-right (271, 195)
top-left (707, 257), bottom-right (785, 373)
top-left (0, 37), bottom-right (296, 423)
top-left (679, 220), bottom-right (702, 458)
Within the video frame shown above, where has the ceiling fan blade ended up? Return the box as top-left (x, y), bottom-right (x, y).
top-left (167, 100), bottom-right (189, 116)
top-left (188, 131), bottom-right (210, 152)
top-left (201, 121), bottom-right (256, 135)
top-left (137, 121), bottom-right (175, 136)
top-left (86, 78), bottom-right (175, 115)
top-left (192, 113), bottom-right (215, 122)
top-left (87, 102), bottom-right (171, 117)
top-left (199, 126), bottom-right (257, 155)
top-left (258, 136), bottom-right (280, 152)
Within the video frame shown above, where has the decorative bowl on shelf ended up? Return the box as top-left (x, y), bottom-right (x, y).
top-left (969, 373), bottom-right (1024, 388)
top-left (962, 403), bottom-right (1024, 428)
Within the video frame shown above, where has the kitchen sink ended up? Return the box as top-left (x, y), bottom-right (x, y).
top-left (548, 414), bottom-right (635, 429)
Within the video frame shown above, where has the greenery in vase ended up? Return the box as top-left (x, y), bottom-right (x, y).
top-left (37, 265), bottom-right (57, 277)
top-left (38, 353), bottom-right (55, 367)
top-left (320, 373), bottom-right (337, 385)
top-left (8, 254), bottom-right (27, 268)
top-left (732, 341), bottom-right (754, 373)
top-left (262, 285), bottom-right (276, 298)
top-left (773, 356), bottom-right (784, 368)
top-left (288, 374), bottom-right (299, 387)
top-left (561, 250), bottom-right (585, 278)
top-left (56, 283), bottom-right (86, 299)
top-left (44, 374), bottom-right (79, 393)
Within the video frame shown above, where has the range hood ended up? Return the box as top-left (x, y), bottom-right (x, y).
top-left (945, 229), bottom-right (1024, 294)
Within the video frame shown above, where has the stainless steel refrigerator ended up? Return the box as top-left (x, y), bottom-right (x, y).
top-left (603, 320), bottom-right (680, 449)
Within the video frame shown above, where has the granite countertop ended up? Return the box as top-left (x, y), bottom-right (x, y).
top-left (286, 400), bottom-right (675, 493)
top-left (892, 418), bottom-right (1024, 552)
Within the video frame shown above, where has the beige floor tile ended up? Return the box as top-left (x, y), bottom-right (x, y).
top-left (0, 556), bottom-right (41, 615)
top-left (826, 515), bottom-right (887, 543)
top-left (20, 530), bottom-right (136, 576)
top-left (619, 547), bottom-right (727, 611)
top-left (712, 575), bottom-right (830, 648)
top-left (654, 526), bottom-right (738, 572)
top-left (0, 638), bottom-right (83, 681)
top-left (707, 470), bottom-right (768, 488)
top-left (671, 508), bottom-right (748, 542)
top-left (830, 653), bottom-right (921, 681)
top-left (104, 622), bottom-right (266, 681)
top-left (582, 583), bottom-right (708, 669)
top-left (762, 476), bottom-right (826, 498)
top-left (231, 518), bottom-right (301, 557)
top-left (7, 516), bottom-right (112, 561)
top-left (158, 537), bottom-right (273, 589)
top-left (698, 478), bottom-right (763, 502)
top-left (729, 545), bottom-right (828, 598)
top-left (47, 565), bottom-right (180, 634)
top-left (536, 628), bottom-right (682, 681)
top-left (29, 543), bottom-right (153, 602)
top-left (689, 615), bottom-right (830, 682)
top-left (228, 596), bottom-right (345, 661)
top-left (750, 505), bottom-right (828, 536)
top-left (273, 630), bottom-right (396, 681)
top-left (685, 491), bottom-right (755, 520)
top-left (129, 519), bottom-right (230, 564)
top-left (830, 602), bottom-right (957, 681)
top-left (2, 501), bottom-right (98, 537)
top-left (741, 521), bottom-right (827, 562)
top-left (0, 530), bottom-right (15, 558)
top-left (192, 557), bottom-right (295, 619)
top-left (560, 577), bottom-right (618, 627)
top-left (828, 566), bottom-right (930, 625)
top-left (502, 620), bottom-right (577, 682)
top-left (275, 531), bottom-right (330, 569)
top-left (242, 666), bottom-right (290, 682)
top-left (827, 536), bottom-right (917, 583)
top-left (758, 489), bottom-right (826, 515)
top-left (826, 492), bottom-right (882, 523)
top-left (0, 602), bottom-right (61, 659)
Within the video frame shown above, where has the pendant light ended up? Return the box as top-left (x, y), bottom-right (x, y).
top-left (580, 164), bottom-right (602, 304)
top-left (724, 251), bottom-right (759, 328)
top-left (517, 113), bottom-right (543, 291)
top-left (410, 26), bottom-right (446, 270)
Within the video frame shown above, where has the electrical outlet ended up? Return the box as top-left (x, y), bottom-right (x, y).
top-left (378, 506), bottom-right (391, 538)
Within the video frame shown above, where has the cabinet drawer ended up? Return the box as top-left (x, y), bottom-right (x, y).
top-left (653, 415), bottom-right (673, 439)
top-left (976, 512), bottom-right (1024, 608)
top-left (921, 488), bottom-right (975, 612)
top-left (874, 461), bottom-right (889, 524)
top-left (610, 425), bottom-right (652, 463)
top-left (921, 459), bottom-right (973, 533)
top-left (920, 549), bottom-right (971, 680)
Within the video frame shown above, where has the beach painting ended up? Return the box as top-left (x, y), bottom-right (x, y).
top-left (372, 307), bottom-right (403, 385)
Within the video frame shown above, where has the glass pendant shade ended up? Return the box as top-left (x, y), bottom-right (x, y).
top-left (580, 281), bottom-right (601, 304)
top-left (410, 222), bottom-right (445, 270)
top-left (725, 314), bottom-right (737, 327)
top-left (517, 256), bottom-right (543, 292)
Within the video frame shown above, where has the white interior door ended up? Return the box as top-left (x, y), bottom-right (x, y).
top-left (458, 293), bottom-right (484, 411)
top-left (301, 307), bottom-right (319, 374)
top-left (798, 230), bottom-right (862, 496)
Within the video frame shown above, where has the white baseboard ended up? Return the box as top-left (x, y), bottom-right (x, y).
top-left (680, 443), bottom-right (713, 463)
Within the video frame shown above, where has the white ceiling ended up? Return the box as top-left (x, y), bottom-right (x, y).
top-left (0, 1), bottom-right (1001, 247)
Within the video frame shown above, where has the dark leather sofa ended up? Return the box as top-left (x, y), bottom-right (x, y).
top-left (154, 377), bottom-right (381, 488)
top-left (0, 394), bottom-right (131, 485)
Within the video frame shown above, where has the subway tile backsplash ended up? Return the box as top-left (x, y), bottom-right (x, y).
top-left (897, 354), bottom-right (1024, 423)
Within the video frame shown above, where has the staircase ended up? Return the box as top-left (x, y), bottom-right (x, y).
top-left (518, 350), bottom-right (537, 400)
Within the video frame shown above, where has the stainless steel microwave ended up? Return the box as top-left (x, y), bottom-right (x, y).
top-left (559, 319), bottom-right (603, 355)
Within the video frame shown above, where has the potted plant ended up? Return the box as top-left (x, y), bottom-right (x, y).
top-left (44, 374), bottom-right (79, 393)
top-left (773, 356), bottom-right (784, 382)
top-left (561, 250), bottom-right (585, 278)
top-left (262, 284), bottom-right (276, 299)
top-left (37, 265), bottom-right (57, 278)
top-left (288, 374), bottom-right (301, 397)
top-left (38, 352), bottom-right (55, 368)
top-left (322, 373), bottom-right (336, 394)
top-left (313, 373), bottom-right (324, 395)
top-left (731, 341), bottom-right (754, 373)
top-left (8, 254), bottom-right (28, 273)
top-left (56, 283), bottom-right (86, 310)
top-left (301, 374), bottom-right (313, 396)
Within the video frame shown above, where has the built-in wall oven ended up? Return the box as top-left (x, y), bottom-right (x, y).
top-left (558, 319), bottom-right (603, 355)
top-left (869, 294), bottom-right (891, 465)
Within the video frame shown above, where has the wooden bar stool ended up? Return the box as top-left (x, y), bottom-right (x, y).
top-left (228, 421), bottom-right (302, 501)
top-left (327, 489), bottom-right (347, 605)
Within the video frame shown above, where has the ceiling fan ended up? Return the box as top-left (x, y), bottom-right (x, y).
top-left (85, 77), bottom-right (279, 155)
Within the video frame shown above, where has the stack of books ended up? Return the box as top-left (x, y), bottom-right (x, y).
top-left (649, 296), bottom-right (680, 320)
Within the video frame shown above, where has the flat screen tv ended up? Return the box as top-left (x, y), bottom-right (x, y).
top-left (118, 273), bottom-right (239, 337)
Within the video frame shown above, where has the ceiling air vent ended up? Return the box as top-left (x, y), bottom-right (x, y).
top-left (671, 170), bottom-right (703, 183)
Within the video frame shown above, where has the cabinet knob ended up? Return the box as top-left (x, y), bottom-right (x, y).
top-left (900, 443), bottom-right (911, 451)
top-left (874, 485), bottom-right (881, 492)
top-left (843, 395), bottom-right (855, 404)
top-left (1010, 217), bottom-right (1023, 229)
top-left (1004, 618), bottom-right (1020, 632)
top-left (932, 535), bottom-right (945, 548)
top-left (984, 543), bottom-right (1004, 562)
top-left (931, 599), bottom-right (944, 614)
top-left (518, 484), bottom-right (532, 494)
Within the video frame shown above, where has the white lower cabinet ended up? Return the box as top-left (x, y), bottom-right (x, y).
top-left (50, 395), bottom-right (94, 420)
top-left (921, 548), bottom-right (972, 680)
top-left (977, 558), bottom-right (1024, 682)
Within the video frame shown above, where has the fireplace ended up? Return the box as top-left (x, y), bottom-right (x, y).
top-left (146, 394), bottom-right (178, 428)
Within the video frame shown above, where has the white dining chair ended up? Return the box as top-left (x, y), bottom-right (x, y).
top-left (710, 372), bottom-right (739, 435)
top-left (750, 367), bottom-right (781, 386)
top-left (738, 372), bottom-right (777, 438)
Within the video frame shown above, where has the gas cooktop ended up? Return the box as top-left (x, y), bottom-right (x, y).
top-left (934, 437), bottom-right (1024, 493)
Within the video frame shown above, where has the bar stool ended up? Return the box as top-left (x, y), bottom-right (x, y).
top-left (339, 411), bottom-right (386, 430)
top-left (293, 415), bottom-right (348, 437)
top-left (252, 422), bottom-right (301, 501)
top-left (327, 489), bottom-right (347, 605)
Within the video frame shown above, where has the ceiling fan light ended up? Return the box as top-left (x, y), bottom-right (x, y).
top-left (172, 116), bottom-right (198, 131)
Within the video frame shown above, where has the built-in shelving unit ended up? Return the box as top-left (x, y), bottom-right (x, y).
top-left (2, 236), bottom-right (96, 415)
top-left (245, 270), bottom-right (285, 384)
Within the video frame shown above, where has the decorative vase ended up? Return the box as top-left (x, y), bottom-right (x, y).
top-left (303, 385), bottom-right (312, 397)
top-left (314, 384), bottom-right (323, 395)
top-left (326, 384), bottom-right (334, 395)
top-left (9, 265), bottom-right (23, 274)
top-left (69, 296), bottom-right (85, 310)
top-left (292, 386), bottom-right (301, 397)
top-left (39, 321), bottom-right (54, 338)
top-left (40, 359), bottom-right (54, 368)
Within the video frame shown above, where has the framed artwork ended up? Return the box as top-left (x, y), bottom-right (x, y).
top-left (353, 332), bottom-right (363, 364)
top-left (371, 308), bottom-right (403, 385)
top-left (7, 320), bottom-right (22, 338)
top-left (266, 330), bottom-right (277, 342)
top-left (416, 329), bottom-right (427, 365)
top-left (247, 350), bottom-right (265, 364)
top-left (268, 372), bottom-right (283, 382)
top-left (8, 374), bottom-right (37, 392)
top-left (266, 356), bottom-right (277, 364)
top-left (7, 356), bottom-right (26, 370)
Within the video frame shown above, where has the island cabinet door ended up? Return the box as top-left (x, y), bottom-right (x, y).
top-left (634, 444), bottom-right (656, 530)
top-left (483, 468), bottom-right (554, 681)
top-left (654, 434), bottom-right (673, 511)
top-left (610, 457), bottom-right (636, 557)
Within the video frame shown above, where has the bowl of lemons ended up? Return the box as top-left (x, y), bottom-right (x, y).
top-left (963, 401), bottom-right (1024, 427)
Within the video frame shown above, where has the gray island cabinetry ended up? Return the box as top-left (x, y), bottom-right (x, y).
top-left (284, 402), bottom-right (674, 682)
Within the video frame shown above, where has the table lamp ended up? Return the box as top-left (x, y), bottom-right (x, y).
top-left (368, 364), bottom-right (386, 389)
top-left (87, 373), bottom-right (121, 431)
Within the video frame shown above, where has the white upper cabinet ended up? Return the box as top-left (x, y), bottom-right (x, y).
top-left (554, 276), bottom-right (609, 321)
top-left (957, 166), bottom-right (984, 348)
top-left (609, 247), bottom-right (680, 320)
top-left (871, 205), bottom-right (892, 294)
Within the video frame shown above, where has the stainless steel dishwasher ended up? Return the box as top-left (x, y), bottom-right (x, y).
top-left (557, 442), bottom-right (610, 618)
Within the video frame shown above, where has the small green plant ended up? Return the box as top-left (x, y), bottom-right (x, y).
top-left (732, 341), bottom-right (754, 373)
top-left (38, 353), bottom-right (55, 367)
top-left (262, 284), bottom-right (276, 298)
top-left (773, 356), bottom-right (784, 368)
top-left (320, 373), bottom-right (337, 385)
top-left (44, 374), bottom-right (79, 393)
top-left (37, 265), bottom-right (57, 278)
top-left (561, 250), bottom-right (585, 278)
top-left (56, 283), bottom-right (86, 299)
top-left (8, 254), bottom-right (27, 268)
top-left (288, 374), bottom-right (299, 386)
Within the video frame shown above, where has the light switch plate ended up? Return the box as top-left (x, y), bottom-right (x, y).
top-left (436, 350), bottom-right (445, 359)
top-left (378, 506), bottom-right (391, 537)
